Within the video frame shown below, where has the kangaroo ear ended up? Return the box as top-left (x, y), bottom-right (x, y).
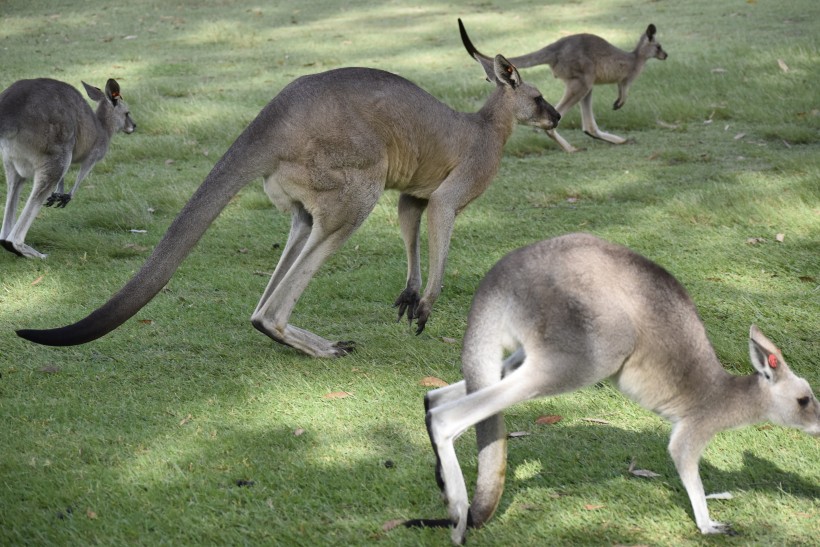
top-left (646, 24), bottom-right (657, 40)
top-left (493, 55), bottom-right (521, 88)
top-left (749, 325), bottom-right (787, 381)
top-left (105, 79), bottom-right (121, 105)
top-left (82, 81), bottom-right (105, 102)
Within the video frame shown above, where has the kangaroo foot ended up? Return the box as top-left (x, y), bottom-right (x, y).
top-left (583, 130), bottom-right (628, 145)
top-left (1, 239), bottom-right (47, 259)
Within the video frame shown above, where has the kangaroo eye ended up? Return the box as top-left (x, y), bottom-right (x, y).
top-left (797, 396), bottom-right (810, 408)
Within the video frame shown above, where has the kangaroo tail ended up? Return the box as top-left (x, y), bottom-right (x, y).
top-left (17, 134), bottom-right (264, 346)
top-left (468, 413), bottom-right (507, 528)
top-left (506, 46), bottom-right (557, 69)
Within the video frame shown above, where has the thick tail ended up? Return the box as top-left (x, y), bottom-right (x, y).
top-left (459, 18), bottom-right (554, 70)
top-left (17, 136), bottom-right (263, 346)
top-left (469, 413), bottom-right (507, 528)
top-left (505, 47), bottom-right (556, 70)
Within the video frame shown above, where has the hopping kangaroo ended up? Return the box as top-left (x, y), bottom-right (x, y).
top-left (423, 233), bottom-right (819, 544)
top-left (459, 19), bottom-right (667, 152)
top-left (0, 78), bottom-right (136, 258)
top-left (17, 60), bottom-right (560, 357)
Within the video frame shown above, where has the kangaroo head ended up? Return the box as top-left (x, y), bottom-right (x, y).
top-left (638, 24), bottom-right (668, 61)
top-left (491, 54), bottom-right (561, 131)
top-left (749, 325), bottom-right (820, 436)
top-left (83, 79), bottom-right (137, 135)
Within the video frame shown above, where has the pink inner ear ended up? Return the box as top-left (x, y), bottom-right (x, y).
top-left (768, 354), bottom-right (778, 368)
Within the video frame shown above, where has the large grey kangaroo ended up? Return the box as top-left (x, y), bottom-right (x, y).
top-left (421, 233), bottom-right (819, 544)
top-left (459, 19), bottom-right (667, 152)
top-left (0, 78), bottom-right (136, 259)
top-left (17, 59), bottom-right (560, 357)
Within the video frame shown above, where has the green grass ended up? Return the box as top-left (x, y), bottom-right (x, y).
top-left (1, 0), bottom-right (818, 545)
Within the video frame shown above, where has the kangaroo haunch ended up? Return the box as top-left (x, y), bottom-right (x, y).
top-left (459, 19), bottom-right (667, 153)
top-left (0, 78), bottom-right (136, 259)
top-left (17, 60), bottom-right (560, 357)
top-left (420, 233), bottom-right (819, 544)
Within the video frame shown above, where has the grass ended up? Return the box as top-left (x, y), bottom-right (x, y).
top-left (1, 0), bottom-right (818, 545)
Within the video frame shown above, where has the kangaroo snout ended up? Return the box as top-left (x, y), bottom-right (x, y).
top-left (124, 114), bottom-right (137, 134)
top-left (538, 99), bottom-right (561, 130)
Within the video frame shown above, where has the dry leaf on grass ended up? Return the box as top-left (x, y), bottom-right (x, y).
top-left (705, 492), bottom-right (733, 500)
top-left (179, 414), bottom-right (192, 426)
top-left (323, 391), bottom-right (352, 399)
top-left (419, 376), bottom-right (448, 388)
top-left (777, 59), bottom-right (789, 73)
top-left (775, 233), bottom-right (785, 243)
top-left (31, 275), bottom-right (45, 286)
top-left (508, 431), bottom-right (531, 438)
top-left (584, 504), bottom-right (604, 510)
top-left (86, 509), bottom-right (97, 519)
top-left (440, 337), bottom-right (458, 344)
top-left (628, 458), bottom-right (661, 478)
top-left (138, 319), bottom-right (153, 325)
top-left (536, 415), bottom-right (563, 425)
top-left (746, 237), bottom-right (766, 245)
top-left (293, 428), bottom-right (306, 436)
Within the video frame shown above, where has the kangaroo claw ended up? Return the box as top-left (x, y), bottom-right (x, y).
top-left (393, 288), bottom-right (420, 323)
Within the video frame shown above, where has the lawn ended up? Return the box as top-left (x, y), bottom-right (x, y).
top-left (0, 0), bottom-right (818, 545)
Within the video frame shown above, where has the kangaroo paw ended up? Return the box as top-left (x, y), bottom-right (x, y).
top-left (413, 300), bottom-right (432, 335)
top-left (393, 288), bottom-right (420, 323)
top-left (54, 193), bottom-right (72, 208)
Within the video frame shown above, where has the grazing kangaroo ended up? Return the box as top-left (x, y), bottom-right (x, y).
top-left (0, 78), bottom-right (136, 258)
top-left (421, 233), bottom-right (819, 544)
top-left (16, 61), bottom-right (560, 357)
top-left (459, 19), bottom-right (667, 152)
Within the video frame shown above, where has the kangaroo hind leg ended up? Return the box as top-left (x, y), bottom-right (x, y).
top-left (545, 79), bottom-right (591, 153)
top-left (1, 160), bottom-right (25, 241)
top-left (580, 91), bottom-right (628, 145)
top-left (2, 157), bottom-right (70, 258)
top-left (251, 173), bottom-right (380, 357)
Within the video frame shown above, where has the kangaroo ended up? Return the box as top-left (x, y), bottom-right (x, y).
top-left (459, 19), bottom-right (668, 152)
top-left (0, 78), bottom-right (136, 258)
top-left (16, 60), bottom-right (560, 357)
top-left (420, 233), bottom-right (819, 544)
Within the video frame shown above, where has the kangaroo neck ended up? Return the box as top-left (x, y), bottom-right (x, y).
top-left (477, 87), bottom-right (516, 143)
top-left (710, 373), bottom-right (768, 430)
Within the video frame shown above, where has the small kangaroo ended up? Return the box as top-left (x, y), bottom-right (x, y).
top-left (459, 19), bottom-right (668, 152)
top-left (421, 233), bottom-right (819, 544)
top-left (0, 78), bottom-right (136, 258)
top-left (17, 60), bottom-right (560, 357)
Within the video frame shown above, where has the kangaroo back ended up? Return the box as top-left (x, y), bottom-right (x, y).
top-left (0, 79), bottom-right (93, 151)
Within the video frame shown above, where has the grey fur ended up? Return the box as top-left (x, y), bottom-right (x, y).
top-left (17, 62), bottom-right (560, 357)
top-left (459, 19), bottom-right (667, 152)
top-left (0, 78), bottom-right (136, 258)
top-left (424, 233), bottom-right (819, 544)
